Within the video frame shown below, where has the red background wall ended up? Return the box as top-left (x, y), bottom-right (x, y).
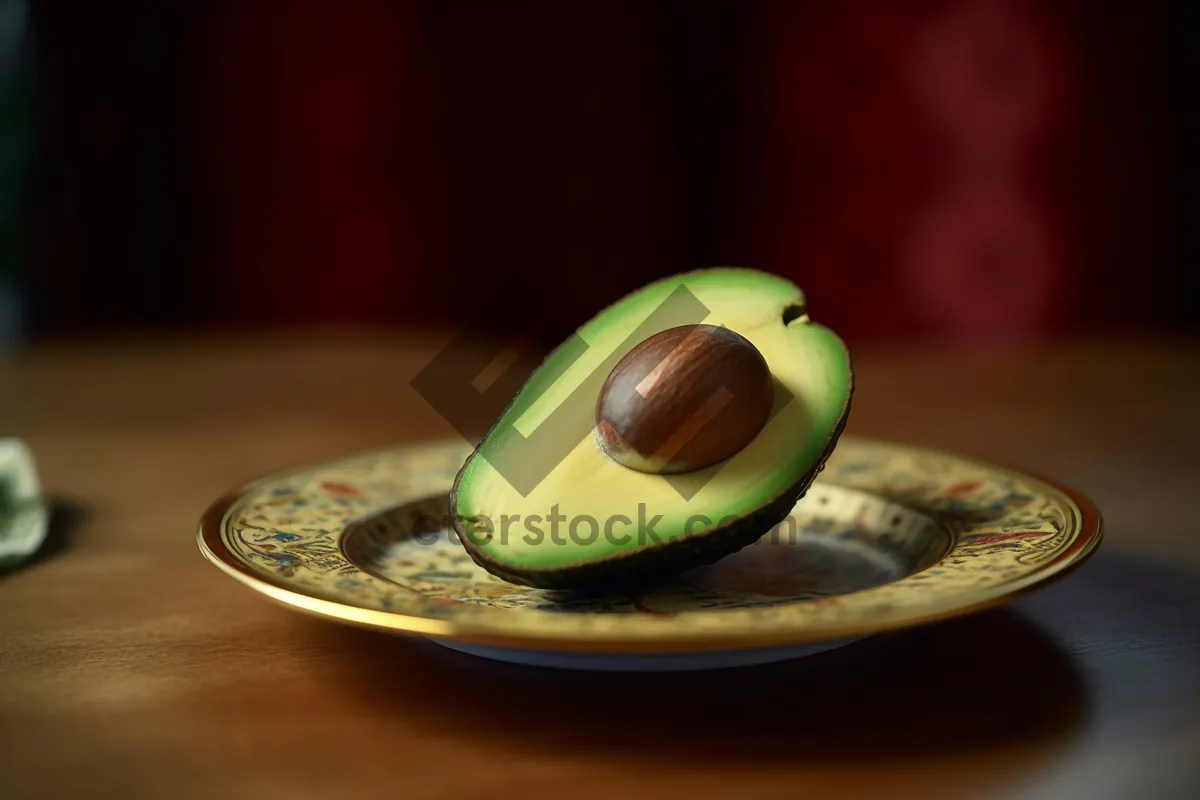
top-left (24, 0), bottom-right (1189, 347)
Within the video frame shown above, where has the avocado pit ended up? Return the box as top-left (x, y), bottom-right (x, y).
top-left (594, 324), bottom-right (774, 474)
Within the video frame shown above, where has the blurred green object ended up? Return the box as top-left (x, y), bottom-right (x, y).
top-left (0, 438), bottom-right (47, 573)
top-left (1, 0), bottom-right (33, 348)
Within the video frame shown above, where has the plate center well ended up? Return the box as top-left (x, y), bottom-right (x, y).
top-left (342, 483), bottom-right (951, 614)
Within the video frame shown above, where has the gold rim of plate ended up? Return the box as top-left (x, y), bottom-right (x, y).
top-left (197, 436), bottom-right (1102, 654)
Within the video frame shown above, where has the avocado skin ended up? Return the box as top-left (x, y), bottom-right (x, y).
top-left (448, 372), bottom-right (853, 591)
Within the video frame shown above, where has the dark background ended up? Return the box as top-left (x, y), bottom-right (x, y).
top-left (5, 0), bottom-right (1194, 349)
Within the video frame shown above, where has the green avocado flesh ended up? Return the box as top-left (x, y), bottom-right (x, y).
top-left (450, 268), bottom-right (853, 589)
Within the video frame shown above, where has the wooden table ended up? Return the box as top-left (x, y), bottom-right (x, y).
top-left (2, 332), bottom-right (1198, 799)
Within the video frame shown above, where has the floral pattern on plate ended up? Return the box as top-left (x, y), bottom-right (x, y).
top-left (202, 437), bottom-right (1098, 645)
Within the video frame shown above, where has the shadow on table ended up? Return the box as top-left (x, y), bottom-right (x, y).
top-left (310, 607), bottom-right (1089, 766)
top-left (38, 499), bottom-right (87, 561)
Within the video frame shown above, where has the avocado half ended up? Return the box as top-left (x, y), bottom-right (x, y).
top-left (449, 268), bottom-right (854, 590)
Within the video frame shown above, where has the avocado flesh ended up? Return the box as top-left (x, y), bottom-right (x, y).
top-left (450, 268), bottom-right (853, 589)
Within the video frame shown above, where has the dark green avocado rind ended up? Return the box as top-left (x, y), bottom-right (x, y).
top-left (448, 367), bottom-right (854, 591)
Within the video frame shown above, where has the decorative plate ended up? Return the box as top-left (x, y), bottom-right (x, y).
top-left (197, 437), bottom-right (1101, 671)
